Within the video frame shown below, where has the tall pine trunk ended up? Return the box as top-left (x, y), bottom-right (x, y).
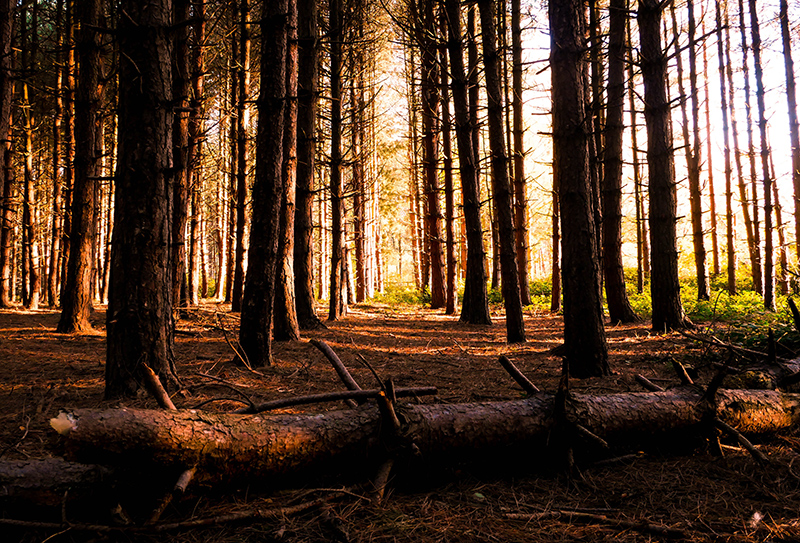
top-left (479, 0), bottom-right (525, 344)
top-left (230, 0), bottom-right (250, 312)
top-left (550, 0), bottom-right (608, 376)
top-left (780, 0), bottom-right (800, 265)
top-left (274, 0), bottom-right (301, 341)
top-left (716, 2), bottom-right (736, 295)
top-left (748, 0), bottom-right (774, 310)
top-left (638, 0), bottom-right (688, 331)
top-left (294, 0), bottom-right (322, 329)
top-left (58, 0), bottom-right (104, 332)
top-left (445, 0), bottom-right (490, 326)
top-left (106, 0), bottom-right (178, 398)
top-left (328, 0), bottom-right (346, 320)
top-left (238, 0), bottom-right (288, 366)
top-left (603, 0), bottom-right (639, 324)
top-left (0, 0), bottom-right (14, 308)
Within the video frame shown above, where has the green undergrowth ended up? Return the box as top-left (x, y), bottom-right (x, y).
top-left (376, 271), bottom-right (800, 353)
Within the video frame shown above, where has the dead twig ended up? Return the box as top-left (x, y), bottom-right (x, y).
top-left (498, 355), bottom-right (539, 394)
top-left (232, 386), bottom-right (437, 414)
top-left (504, 510), bottom-right (687, 539)
top-left (193, 372), bottom-right (256, 410)
top-left (142, 364), bottom-right (176, 410)
top-left (0, 498), bottom-right (328, 533)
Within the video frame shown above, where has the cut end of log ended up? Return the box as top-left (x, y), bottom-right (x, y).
top-left (49, 411), bottom-right (77, 435)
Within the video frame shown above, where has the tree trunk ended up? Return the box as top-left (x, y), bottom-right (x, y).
top-left (738, 0), bottom-right (762, 296)
top-left (550, 0), bottom-right (608, 376)
top-left (716, 2), bottom-right (736, 295)
top-left (627, 12), bottom-right (648, 294)
top-left (106, 0), bottom-right (177, 398)
top-left (56, 388), bottom-right (800, 483)
top-left (274, 0), bottom-right (301, 342)
top-left (725, 7), bottom-right (755, 297)
top-left (294, 0), bottom-right (322, 330)
top-left (511, 0), bottom-right (530, 307)
top-left (19, 4), bottom-right (39, 311)
top-left (479, 0), bottom-right (525, 344)
top-left (445, 0), bottom-right (490, 326)
top-left (780, 0), bottom-right (800, 266)
top-left (230, 0), bottom-right (251, 313)
top-left (58, 0), bottom-right (104, 333)
top-left (419, 0), bottom-right (446, 310)
top-left (238, 0), bottom-right (288, 367)
top-left (701, 15), bottom-right (720, 279)
top-left (47, 0), bottom-right (65, 309)
top-left (328, 0), bottom-right (346, 321)
top-left (748, 0), bottom-right (774, 310)
top-left (638, 0), bottom-right (688, 331)
top-left (439, 16), bottom-right (456, 316)
top-left (669, 1), bottom-right (708, 303)
top-left (687, 0), bottom-right (709, 300)
top-left (170, 0), bottom-right (190, 311)
top-left (0, 0), bottom-right (13, 309)
top-left (603, 0), bottom-right (639, 324)
top-left (187, 4), bottom-right (206, 307)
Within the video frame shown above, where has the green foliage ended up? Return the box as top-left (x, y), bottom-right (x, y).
top-left (374, 283), bottom-right (431, 306)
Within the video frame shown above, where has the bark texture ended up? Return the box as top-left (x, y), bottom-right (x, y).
top-left (445, 0), bottom-right (491, 326)
top-left (56, 388), bottom-right (800, 483)
top-left (58, 0), bottom-right (104, 333)
top-left (106, 0), bottom-right (177, 398)
top-left (479, 0), bottom-right (525, 343)
top-left (638, 0), bottom-right (688, 331)
top-left (603, 0), bottom-right (639, 324)
top-left (239, 0), bottom-right (288, 366)
top-left (550, 0), bottom-right (608, 375)
top-left (294, 0), bottom-right (322, 330)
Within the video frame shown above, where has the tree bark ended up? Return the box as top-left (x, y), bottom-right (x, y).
top-left (479, 0), bottom-right (525, 344)
top-left (186, 2), bottom-right (207, 307)
top-left (716, 2), bottom-right (736, 295)
top-left (738, 0), bottom-right (762, 296)
top-left (274, 0), bottom-right (301, 341)
top-left (603, 0), bottom-right (639, 324)
top-left (171, 0), bottom-right (191, 311)
top-left (511, 0), bottom-right (530, 307)
top-left (439, 15), bottom-right (456, 316)
top-left (328, 0), bottom-right (346, 320)
top-left (550, 0), bottom-right (608, 376)
top-left (294, 0), bottom-right (322, 330)
top-left (748, 0), bottom-right (774, 310)
top-left (0, 0), bottom-right (14, 308)
top-left (55, 388), bottom-right (800, 483)
top-left (419, 0), bottom-right (446, 310)
top-left (638, 0), bottom-right (689, 331)
top-left (780, 0), bottom-right (800, 266)
top-left (58, 0), bottom-right (104, 333)
top-left (230, 0), bottom-right (251, 313)
top-left (238, 0), bottom-right (288, 367)
top-left (47, 0), bottom-right (66, 309)
top-left (106, 0), bottom-right (177, 398)
top-left (445, 0), bottom-right (490, 326)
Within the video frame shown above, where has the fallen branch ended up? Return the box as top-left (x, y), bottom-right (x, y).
top-left (232, 386), bottom-right (437, 414)
top-left (310, 339), bottom-right (362, 406)
top-left (0, 498), bottom-right (328, 533)
top-left (504, 509), bottom-right (687, 539)
top-left (498, 356), bottom-right (539, 394)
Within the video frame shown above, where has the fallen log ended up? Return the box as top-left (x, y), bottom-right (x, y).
top-left (51, 388), bottom-right (800, 483)
top-left (0, 458), bottom-right (114, 506)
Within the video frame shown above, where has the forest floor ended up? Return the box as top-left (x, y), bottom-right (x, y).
top-left (2, 301), bottom-right (800, 542)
